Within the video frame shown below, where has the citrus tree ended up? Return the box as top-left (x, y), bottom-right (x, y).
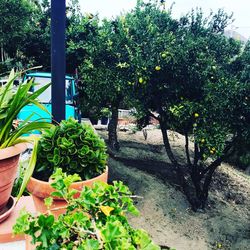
top-left (227, 41), bottom-right (250, 169)
top-left (79, 16), bottom-right (134, 150)
top-left (123, 0), bottom-right (248, 210)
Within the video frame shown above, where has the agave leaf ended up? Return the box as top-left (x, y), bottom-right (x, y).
top-left (0, 78), bottom-right (34, 142)
top-left (29, 99), bottom-right (51, 115)
top-left (16, 137), bottom-right (39, 202)
top-left (0, 76), bottom-right (51, 145)
top-left (1, 122), bottom-right (53, 148)
top-left (0, 71), bottom-right (15, 108)
top-left (28, 82), bottom-right (51, 101)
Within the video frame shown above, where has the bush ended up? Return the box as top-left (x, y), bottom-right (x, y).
top-left (14, 170), bottom-right (160, 250)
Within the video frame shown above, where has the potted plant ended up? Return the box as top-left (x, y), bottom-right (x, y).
top-left (14, 170), bottom-right (160, 250)
top-left (26, 118), bottom-right (108, 214)
top-left (0, 69), bottom-right (52, 222)
top-left (100, 107), bottom-right (111, 125)
top-left (88, 106), bottom-right (101, 125)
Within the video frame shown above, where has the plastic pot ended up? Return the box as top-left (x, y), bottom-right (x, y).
top-left (101, 117), bottom-right (109, 125)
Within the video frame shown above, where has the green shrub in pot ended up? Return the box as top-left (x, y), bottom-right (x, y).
top-left (14, 169), bottom-right (160, 250)
top-left (100, 107), bottom-right (111, 118)
top-left (33, 118), bottom-right (107, 181)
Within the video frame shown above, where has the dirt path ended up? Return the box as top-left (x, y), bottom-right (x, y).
top-left (98, 129), bottom-right (250, 250)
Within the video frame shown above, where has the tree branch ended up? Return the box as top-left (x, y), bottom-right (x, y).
top-left (149, 111), bottom-right (160, 121)
top-left (193, 142), bottom-right (199, 166)
top-left (200, 156), bottom-right (223, 178)
top-left (184, 131), bottom-right (192, 166)
top-left (160, 120), bottom-right (178, 167)
top-left (200, 140), bottom-right (234, 178)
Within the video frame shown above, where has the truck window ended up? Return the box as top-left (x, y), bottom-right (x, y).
top-left (31, 77), bottom-right (73, 104)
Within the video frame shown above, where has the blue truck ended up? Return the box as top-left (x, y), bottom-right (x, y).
top-left (18, 72), bottom-right (80, 122)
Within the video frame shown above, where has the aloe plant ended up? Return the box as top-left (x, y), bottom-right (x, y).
top-left (0, 69), bottom-right (53, 200)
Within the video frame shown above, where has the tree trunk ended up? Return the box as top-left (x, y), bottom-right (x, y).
top-left (158, 115), bottom-right (230, 211)
top-left (159, 118), bottom-right (200, 209)
top-left (108, 104), bottom-right (119, 151)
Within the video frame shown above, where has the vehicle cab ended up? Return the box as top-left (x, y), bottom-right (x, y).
top-left (18, 72), bottom-right (80, 122)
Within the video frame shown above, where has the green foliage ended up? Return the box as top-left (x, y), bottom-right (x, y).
top-left (13, 170), bottom-right (160, 250)
top-left (100, 108), bottom-right (111, 118)
top-left (0, 0), bottom-right (34, 60)
top-left (66, 1), bottom-right (99, 73)
top-left (227, 41), bottom-right (250, 169)
top-left (0, 69), bottom-right (52, 148)
top-left (0, 68), bottom-right (53, 200)
top-left (0, 0), bottom-right (94, 73)
top-left (106, 1), bottom-right (249, 209)
top-left (123, 1), bottom-right (247, 158)
top-left (18, 0), bottom-right (51, 70)
top-left (34, 118), bottom-right (107, 181)
top-left (11, 157), bottom-right (30, 197)
top-left (79, 14), bottom-right (135, 115)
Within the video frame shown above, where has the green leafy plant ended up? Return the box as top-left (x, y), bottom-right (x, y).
top-left (100, 108), bottom-right (111, 118)
top-left (34, 118), bottom-right (107, 181)
top-left (0, 69), bottom-right (52, 200)
top-left (11, 157), bottom-right (30, 197)
top-left (13, 169), bottom-right (160, 250)
top-left (0, 69), bottom-right (51, 148)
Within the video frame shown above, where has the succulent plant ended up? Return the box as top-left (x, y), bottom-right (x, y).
top-left (34, 118), bottom-right (107, 181)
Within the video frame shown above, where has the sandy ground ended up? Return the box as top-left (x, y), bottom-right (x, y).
top-left (98, 129), bottom-right (250, 250)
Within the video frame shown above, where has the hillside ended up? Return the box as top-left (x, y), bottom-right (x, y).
top-left (98, 129), bottom-right (250, 250)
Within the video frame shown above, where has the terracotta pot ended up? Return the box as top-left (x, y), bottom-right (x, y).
top-left (27, 167), bottom-right (108, 216)
top-left (0, 143), bottom-right (27, 212)
top-left (25, 235), bottom-right (36, 250)
top-left (118, 118), bottom-right (130, 125)
top-left (0, 196), bottom-right (15, 223)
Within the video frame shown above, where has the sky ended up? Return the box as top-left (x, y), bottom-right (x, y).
top-left (77, 0), bottom-right (250, 39)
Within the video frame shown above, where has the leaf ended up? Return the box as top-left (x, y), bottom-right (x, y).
top-left (50, 191), bottom-right (63, 198)
top-left (133, 229), bottom-right (160, 250)
top-left (44, 197), bottom-right (53, 209)
top-left (16, 137), bottom-right (38, 202)
top-left (100, 205), bottom-right (114, 216)
top-left (101, 222), bottom-right (123, 241)
top-left (82, 239), bottom-right (99, 250)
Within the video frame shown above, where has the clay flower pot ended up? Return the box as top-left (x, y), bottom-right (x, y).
top-left (27, 167), bottom-right (108, 216)
top-left (0, 143), bottom-right (27, 213)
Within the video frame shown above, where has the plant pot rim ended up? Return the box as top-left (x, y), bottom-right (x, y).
top-left (30, 166), bottom-right (108, 184)
top-left (0, 143), bottom-right (27, 161)
top-left (27, 166), bottom-right (109, 200)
